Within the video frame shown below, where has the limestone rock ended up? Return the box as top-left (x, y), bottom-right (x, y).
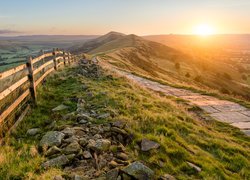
top-left (26, 128), bottom-right (40, 136)
top-left (40, 131), bottom-right (65, 147)
top-left (97, 113), bottom-right (110, 119)
top-left (88, 139), bottom-right (111, 152)
top-left (141, 139), bottom-right (160, 151)
top-left (42, 154), bottom-right (69, 168)
top-left (122, 161), bottom-right (154, 180)
top-left (63, 141), bottom-right (81, 155)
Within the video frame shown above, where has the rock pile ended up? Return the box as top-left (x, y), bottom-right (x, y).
top-left (78, 59), bottom-right (101, 78)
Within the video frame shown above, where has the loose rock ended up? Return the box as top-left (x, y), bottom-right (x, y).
top-left (63, 141), bottom-right (81, 155)
top-left (40, 131), bottom-right (65, 147)
top-left (141, 138), bottom-right (160, 151)
top-left (122, 161), bottom-right (154, 180)
top-left (42, 154), bottom-right (69, 168)
top-left (187, 162), bottom-right (201, 172)
top-left (52, 104), bottom-right (69, 111)
top-left (26, 128), bottom-right (40, 136)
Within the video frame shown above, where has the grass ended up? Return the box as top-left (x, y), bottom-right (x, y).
top-left (0, 66), bottom-right (249, 179)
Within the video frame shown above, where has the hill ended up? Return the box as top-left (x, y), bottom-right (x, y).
top-left (74, 32), bottom-right (250, 101)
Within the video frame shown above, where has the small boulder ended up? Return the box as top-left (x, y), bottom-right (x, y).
top-left (61, 127), bottom-right (75, 137)
top-left (26, 128), bottom-right (40, 136)
top-left (52, 104), bottom-right (69, 111)
top-left (122, 161), bottom-right (154, 180)
top-left (42, 154), bottom-right (69, 168)
top-left (40, 131), bottom-right (65, 147)
top-left (63, 141), bottom-right (81, 155)
top-left (141, 139), bottom-right (160, 151)
top-left (88, 139), bottom-right (111, 152)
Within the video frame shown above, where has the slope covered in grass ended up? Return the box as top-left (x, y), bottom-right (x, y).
top-left (0, 65), bottom-right (249, 179)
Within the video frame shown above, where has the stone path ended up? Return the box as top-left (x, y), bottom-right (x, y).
top-left (120, 71), bottom-right (250, 136)
top-left (96, 57), bottom-right (250, 136)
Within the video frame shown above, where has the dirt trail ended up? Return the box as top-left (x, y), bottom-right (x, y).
top-left (96, 57), bottom-right (250, 136)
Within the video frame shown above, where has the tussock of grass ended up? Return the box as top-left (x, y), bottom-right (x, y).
top-left (0, 66), bottom-right (249, 179)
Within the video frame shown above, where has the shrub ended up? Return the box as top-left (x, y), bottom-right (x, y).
top-left (242, 74), bottom-right (247, 81)
top-left (175, 62), bottom-right (180, 70)
top-left (223, 73), bottom-right (232, 81)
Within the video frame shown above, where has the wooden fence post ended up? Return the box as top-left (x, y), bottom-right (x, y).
top-left (53, 49), bottom-right (57, 70)
top-left (40, 50), bottom-right (45, 73)
top-left (68, 53), bottom-right (71, 65)
top-left (27, 56), bottom-right (37, 104)
top-left (63, 51), bottom-right (66, 66)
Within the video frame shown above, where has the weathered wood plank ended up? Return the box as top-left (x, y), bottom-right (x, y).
top-left (0, 64), bottom-right (27, 80)
top-left (33, 59), bottom-right (53, 75)
top-left (0, 76), bottom-right (29, 101)
top-left (32, 52), bottom-right (53, 64)
top-left (56, 56), bottom-right (63, 61)
top-left (27, 57), bottom-right (37, 104)
top-left (35, 67), bottom-right (54, 87)
top-left (0, 89), bottom-right (30, 123)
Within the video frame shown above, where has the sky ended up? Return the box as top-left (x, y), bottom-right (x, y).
top-left (0, 0), bottom-right (250, 36)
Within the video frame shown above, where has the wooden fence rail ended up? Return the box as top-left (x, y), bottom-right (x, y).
top-left (0, 49), bottom-right (77, 130)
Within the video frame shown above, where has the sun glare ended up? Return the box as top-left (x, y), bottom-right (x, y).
top-left (194, 24), bottom-right (215, 36)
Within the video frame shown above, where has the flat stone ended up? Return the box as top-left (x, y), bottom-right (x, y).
top-left (141, 138), bottom-right (160, 151)
top-left (117, 152), bottom-right (129, 161)
top-left (79, 120), bottom-right (88, 124)
top-left (42, 154), bottom-right (69, 168)
top-left (231, 121), bottom-right (250, 130)
top-left (52, 104), bottom-right (69, 111)
top-left (40, 131), bottom-right (65, 147)
top-left (111, 127), bottom-right (128, 135)
top-left (240, 111), bottom-right (250, 117)
top-left (210, 112), bottom-right (250, 123)
top-left (112, 121), bottom-right (126, 129)
top-left (187, 162), bottom-right (201, 172)
top-left (242, 130), bottom-right (250, 136)
top-left (27, 128), bottom-right (41, 136)
top-left (199, 105), bottom-right (220, 113)
top-left (122, 161), bottom-right (154, 180)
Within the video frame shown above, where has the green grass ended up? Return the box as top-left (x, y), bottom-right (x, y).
top-left (0, 66), bottom-right (249, 179)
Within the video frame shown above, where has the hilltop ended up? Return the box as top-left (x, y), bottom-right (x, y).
top-left (72, 32), bottom-right (250, 101)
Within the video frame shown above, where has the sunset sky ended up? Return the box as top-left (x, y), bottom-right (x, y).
top-left (1, 0), bottom-right (250, 36)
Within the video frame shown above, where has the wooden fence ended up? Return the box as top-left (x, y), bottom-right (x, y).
top-left (0, 49), bottom-right (77, 137)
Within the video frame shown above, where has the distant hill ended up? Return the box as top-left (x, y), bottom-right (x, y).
top-left (70, 31), bottom-right (125, 54)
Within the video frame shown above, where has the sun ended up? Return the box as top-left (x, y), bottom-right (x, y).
top-left (194, 24), bottom-right (215, 36)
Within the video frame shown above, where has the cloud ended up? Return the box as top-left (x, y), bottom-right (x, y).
top-left (0, 29), bottom-right (20, 34)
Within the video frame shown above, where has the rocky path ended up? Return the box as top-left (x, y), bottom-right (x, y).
top-left (120, 72), bottom-right (250, 136)
top-left (96, 56), bottom-right (250, 136)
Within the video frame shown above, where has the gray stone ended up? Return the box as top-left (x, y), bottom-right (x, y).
top-left (111, 127), bottom-right (127, 135)
top-left (46, 146), bottom-right (61, 157)
top-left (112, 121), bottom-right (126, 129)
top-left (187, 162), bottom-right (201, 172)
top-left (52, 104), bottom-right (69, 111)
top-left (79, 138), bottom-right (88, 147)
top-left (82, 150), bottom-right (92, 159)
top-left (26, 128), bottom-right (40, 136)
top-left (88, 139), bottom-right (111, 152)
top-left (40, 131), bottom-right (65, 147)
top-left (79, 120), bottom-right (88, 124)
top-left (61, 127), bottom-right (75, 137)
top-left (42, 154), bottom-right (69, 168)
top-left (122, 161), bottom-right (154, 180)
top-left (97, 113), bottom-right (110, 119)
top-left (106, 169), bottom-right (119, 180)
top-left (63, 136), bottom-right (79, 143)
top-left (141, 139), bottom-right (160, 151)
top-left (63, 141), bottom-right (81, 154)
top-left (159, 174), bottom-right (176, 180)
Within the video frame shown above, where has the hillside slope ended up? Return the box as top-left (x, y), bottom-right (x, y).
top-left (74, 32), bottom-right (250, 101)
top-left (1, 64), bottom-right (249, 179)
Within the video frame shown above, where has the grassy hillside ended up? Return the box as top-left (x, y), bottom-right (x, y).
top-left (0, 65), bottom-right (249, 179)
top-left (74, 32), bottom-right (250, 101)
